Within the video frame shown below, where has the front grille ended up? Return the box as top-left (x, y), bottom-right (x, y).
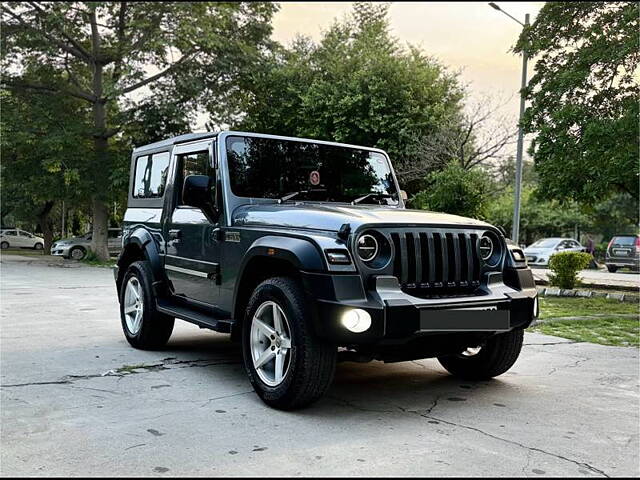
top-left (388, 229), bottom-right (482, 297)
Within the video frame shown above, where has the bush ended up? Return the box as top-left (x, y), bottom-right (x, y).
top-left (409, 162), bottom-right (490, 219)
top-left (548, 251), bottom-right (592, 289)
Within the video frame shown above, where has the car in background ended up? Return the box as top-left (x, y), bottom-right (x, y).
top-left (523, 237), bottom-right (585, 267)
top-left (51, 228), bottom-right (122, 260)
top-left (605, 234), bottom-right (640, 272)
top-left (0, 229), bottom-right (44, 250)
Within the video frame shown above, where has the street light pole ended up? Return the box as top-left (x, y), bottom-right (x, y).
top-left (489, 3), bottom-right (529, 245)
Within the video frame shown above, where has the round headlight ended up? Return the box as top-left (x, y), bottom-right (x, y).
top-left (357, 234), bottom-right (378, 262)
top-left (479, 235), bottom-right (494, 261)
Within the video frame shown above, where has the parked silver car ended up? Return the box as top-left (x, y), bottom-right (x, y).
top-left (523, 237), bottom-right (585, 267)
top-left (51, 228), bottom-right (122, 260)
top-left (0, 229), bottom-right (45, 250)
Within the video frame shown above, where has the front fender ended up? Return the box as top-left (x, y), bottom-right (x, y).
top-left (117, 227), bottom-right (165, 290)
top-left (242, 235), bottom-right (326, 272)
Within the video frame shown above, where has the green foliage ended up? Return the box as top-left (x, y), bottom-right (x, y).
top-left (516, 2), bottom-right (639, 205)
top-left (485, 186), bottom-right (590, 245)
top-left (229, 2), bottom-right (463, 166)
top-left (547, 251), bottom-right (592, 289)
top-left (409, 162), bottom-right (490, 219)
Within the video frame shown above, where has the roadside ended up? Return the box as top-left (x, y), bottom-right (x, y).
top-left (531, 266), bottom-right (639, 290)
top-left (529, 296), bottom-right (639, 347)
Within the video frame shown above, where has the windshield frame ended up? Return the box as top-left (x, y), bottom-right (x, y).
top-left (220, 132), bottom-right (403, 211)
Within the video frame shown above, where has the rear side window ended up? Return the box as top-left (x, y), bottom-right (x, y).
top-left (612, 236), bottom-right (637, 246)
top-left (133, 152), bottom-right (170, 198)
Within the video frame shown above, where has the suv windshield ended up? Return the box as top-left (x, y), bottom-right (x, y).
top-left (226, 136), bottom-right (399, 205)
top-left (611, 236), bottom-right (637, 246)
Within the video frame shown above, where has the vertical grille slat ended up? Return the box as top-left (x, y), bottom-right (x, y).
top-left (426, 232), bottom-right (436, 282)
top-left (398, 233), bottom-right (409, 284)
top-left (452, 234), bottom-right (462, 283)
top-left (414, 233), bottom-right (423, 284)
top-left (406, 232), bottom-right (416, 285)
top-left (440, 232), bottom-right (449, 283)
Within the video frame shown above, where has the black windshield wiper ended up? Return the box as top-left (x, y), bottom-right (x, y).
top-left (351, 192), bottom-right (394, 205)
top-left (278, 189), bottom-right (327, 204)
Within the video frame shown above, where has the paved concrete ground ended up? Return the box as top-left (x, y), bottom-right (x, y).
top-left (1, 254), bottom-right (639, 477)
top-left (531, 267), bottom-right (639, 290)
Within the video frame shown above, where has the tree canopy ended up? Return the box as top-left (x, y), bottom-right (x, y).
top-left (516, 2), bottom-right (639, 205)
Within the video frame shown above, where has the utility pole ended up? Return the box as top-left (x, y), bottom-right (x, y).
top-left (489, 3), bottom-right (529, 245)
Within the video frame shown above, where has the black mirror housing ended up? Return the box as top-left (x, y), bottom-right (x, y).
top-left (182, 175), bottom-right (219, 222)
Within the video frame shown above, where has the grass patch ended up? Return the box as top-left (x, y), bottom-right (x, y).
top-left (530, 317), bottom-right (639, 347)
top-left (539, 296), bottom-right (638, 320)
top-left (81, 249), bottom-right (116, 267)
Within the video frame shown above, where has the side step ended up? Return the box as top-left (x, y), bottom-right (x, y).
top-left (156, 299), bottom-right (233, 333)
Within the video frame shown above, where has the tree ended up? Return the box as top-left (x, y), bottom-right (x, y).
top-left (0, 89), bottom-right (91, 249)
top-left (485, 187), bottom-right (590, 246)
top-left (409, 162), bottom-right (491, 219)
top-left (396, 94), bottom-right (518, 186)
top-left (2, 2), bottom-right (277, 259)
top-left (516, 2), bottom-right (639, 205)
top-left (229, 2), bottom-right (464, 181)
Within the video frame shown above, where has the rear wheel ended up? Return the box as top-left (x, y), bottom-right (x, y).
top-left (437, 329), bottom-right (524, 380)
top-left (242, 276), bottom-right (336, 410)
top-left (119, 260), bottom-right (174, 349)
top-left (606, 265), bottom-right (617, 273)
top-left (34, 242), bottom-right (43, 250)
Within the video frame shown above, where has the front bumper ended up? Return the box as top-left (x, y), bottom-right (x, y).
top-left (50, 244), bottom-right (72, 257)
top-left (302, 268), bottom-right (538, 345)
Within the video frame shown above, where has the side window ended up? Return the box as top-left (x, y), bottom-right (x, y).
top-left (5, 231), bottom-right (17, 236)
top-left (133, 152), bottom-right (170, 198)
top-left (176, 151), bottom-right (214, 205)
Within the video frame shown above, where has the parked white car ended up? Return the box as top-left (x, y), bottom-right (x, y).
top-left (51, 228), bottom-right (122, 260)
top-left (523, 237), bottom-right (585, 266)
top-left (0, 229), bottom-right (45, 250)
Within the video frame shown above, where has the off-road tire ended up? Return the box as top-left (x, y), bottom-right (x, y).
top-left (606, 265), bottom-right (617, 273)
top-left (119, 260), bottom-right (174, 349)
top-left (69, 246), bottom-right (87, 260)
top-left (437, 328), bottom-right (524, 380)
top-left (0, 241), bottom-right (8, 250)
top-left (242, 276), bottom-right (337, 410)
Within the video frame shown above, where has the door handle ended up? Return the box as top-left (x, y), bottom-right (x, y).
top-left (169, 229), bottom-right (181, 244)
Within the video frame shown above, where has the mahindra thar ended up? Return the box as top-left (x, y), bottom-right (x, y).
top-left (114, 131), bottom-right (538, 409)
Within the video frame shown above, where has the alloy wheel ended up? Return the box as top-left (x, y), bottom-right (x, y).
top-left (123, 276), bottom-right (144, 335)
top-left (250, 300), bottom-right (293, 387)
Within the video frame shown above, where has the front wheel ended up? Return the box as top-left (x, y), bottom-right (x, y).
top-left (69, 246), bottom-right (86, 260)
top-left (437, 329), bottom-right (524, 380)
top-left (0, 241), bottom-right (8, 250)
top-left (242, 277), bottom-right (336, 410)
top-left (606, 265), bottom-right (617, 273)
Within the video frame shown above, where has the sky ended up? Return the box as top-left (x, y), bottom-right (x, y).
top-left (268, 1), bottom-right (545, 159)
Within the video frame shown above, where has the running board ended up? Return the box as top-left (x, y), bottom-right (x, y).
top-left (156, 299), bottom-right (232, 333)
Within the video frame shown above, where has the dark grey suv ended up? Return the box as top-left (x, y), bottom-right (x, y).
top-left (606, 234), bottom-right (640, 272)
top-left (114, 131), bottom-right (538, 409)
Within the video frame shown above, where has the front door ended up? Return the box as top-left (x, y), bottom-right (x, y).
top-left (164, 141), bottom-right (221, 307)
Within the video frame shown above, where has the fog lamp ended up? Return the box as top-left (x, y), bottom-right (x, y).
top-left (341, 308), bottom-right (372, 333)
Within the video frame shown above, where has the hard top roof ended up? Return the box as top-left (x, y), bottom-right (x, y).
top-left (133, 132), bottom-right (218, 154)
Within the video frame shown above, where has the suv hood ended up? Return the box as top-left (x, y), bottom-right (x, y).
top-left (232, 203), bottom-right (492, 232)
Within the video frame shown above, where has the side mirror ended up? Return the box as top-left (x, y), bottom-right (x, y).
top-left (183, 175), bottom-right (219, 222)
top-left (399, 190), bottom-right (408, 201)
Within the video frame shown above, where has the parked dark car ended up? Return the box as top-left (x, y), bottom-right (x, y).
top-left (114, 131), bottom-right (538, 409)
top-left (605, 234), bottom-right (640, 272)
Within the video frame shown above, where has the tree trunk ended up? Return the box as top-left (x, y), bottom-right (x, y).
top-left (37, 201), bottom-right (55, 252)
top-left (91, 195), bottom-right (110, 260)
top-left (88, 9), bottom-right (111, 262)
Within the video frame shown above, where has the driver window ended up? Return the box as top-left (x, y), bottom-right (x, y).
top-left (176, 151), bottom-right (214, 206)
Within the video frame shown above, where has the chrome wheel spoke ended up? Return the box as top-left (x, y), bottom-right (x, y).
top-left (254, 348), bottom-right (275, 369)
top-left (274, 352), bottom-right (285, 383)
top-left (272, 303), bottom-right (283, 334)
top-left (253, 318), bottom-right (276, 338)
top-left (280, 336), bottom-right (291, 349)
top-left (124, 304), bottom-right (136, 314)
top-left (123, 276), bottom-right (143, 335)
